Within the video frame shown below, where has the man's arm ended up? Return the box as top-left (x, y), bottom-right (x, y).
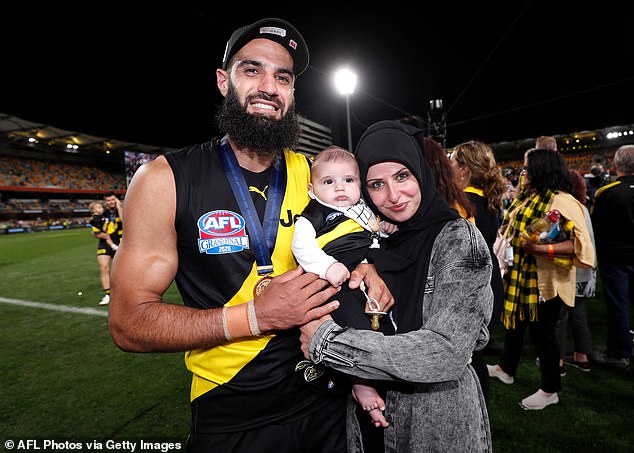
top-left (115, 196), bottom-right (124, 223)
top-left (109, 156), bottom-right (341, 353)
top-left (92, 231), bottom-right (110, 240)
top-left (91, 220), bottom-right (116, 247)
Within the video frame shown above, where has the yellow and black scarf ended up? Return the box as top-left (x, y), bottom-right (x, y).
top-left (501, 188), bottom-right (555, 328)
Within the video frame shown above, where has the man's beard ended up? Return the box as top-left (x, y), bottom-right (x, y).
top-left (216, 84), bottom-right (301, 158)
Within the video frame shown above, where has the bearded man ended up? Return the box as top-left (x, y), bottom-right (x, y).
top-left (108, 18), bottom-right (392, 453)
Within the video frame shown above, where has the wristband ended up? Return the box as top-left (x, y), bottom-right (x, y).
top-left (222, 306), bottom-right (232, 341)
top-left (247, 300), bottom-right (261, 336)
top-left (547, 243), bottom-right (555, 258)
top-left (223, 301), bottom-right (259, 340)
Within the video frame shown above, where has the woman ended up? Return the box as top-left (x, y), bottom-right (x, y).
top-left (449, 140), bottom-right (507, 402)
top-left (300, 121), bottom-right (493, 452)
top-left (487, 148), bottom-right (594, 410)
top-left (556, 169), bottom-right (596, 372)
top-left (421, 136), bottom-right (474, 221)
top-left (450, 140), bottom-right (507, 334)
top-left (419, 136), bottom-right (497, 403)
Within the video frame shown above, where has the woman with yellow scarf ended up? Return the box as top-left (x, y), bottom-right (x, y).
top-left (487, 147), bottom-right (594, 410)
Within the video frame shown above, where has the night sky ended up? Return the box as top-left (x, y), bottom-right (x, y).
top-left (3, 1), bottom-right (633, 150)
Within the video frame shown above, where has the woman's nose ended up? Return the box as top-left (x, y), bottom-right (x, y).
top-left (386, 183), bottom-right (399, 202)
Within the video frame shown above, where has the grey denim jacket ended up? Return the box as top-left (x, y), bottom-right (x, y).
top-left (309, 218), bottom-right (493, 452)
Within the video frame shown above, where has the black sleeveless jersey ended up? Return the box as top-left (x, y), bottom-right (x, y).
top-left (164, 138), bottom-right (349, 434)
top-left (300, 198), bottom-right (373, 270)
top-left (104, 208), bottom-right (122, 244)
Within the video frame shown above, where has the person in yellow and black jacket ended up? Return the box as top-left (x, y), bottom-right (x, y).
top-left (89, 199), bottom-right (120, 306)
top-left (591, 145), bottom-right (634, 371)
top-left (103, 192), bottom-right (123, 247)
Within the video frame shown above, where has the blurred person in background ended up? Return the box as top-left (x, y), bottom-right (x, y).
top-left (501, 167), bottom-right (519, 213)
top-left (421, 136), bottom-right (475, 220)
top-left (419, 136), bottom-right (500, 403)
top-left (584, 162), bottom-right (610, 208)
top-left (450, 141), bottom-right (507, 344)
top-left (535, 135), bottom-right (558, 151)
top-left (89, 200), bottom-right (119, 306)
top-left (504, 182), bottom-right (517, 211)
top-left (556, 170), bottom-right (596, 373)
top-left (104, 193), bottom-right (124, 243)
top-left (487, 147), bottom-right (594, 410)
top-left (91, 193), bottom-right (123, 306)
top-left (591, 145), bottom-right (634, 371)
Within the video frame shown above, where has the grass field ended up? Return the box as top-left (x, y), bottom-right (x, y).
top-left (0, 229), bottom-right (190, 451)
top-left (1, 229), bottom-right (632, 452)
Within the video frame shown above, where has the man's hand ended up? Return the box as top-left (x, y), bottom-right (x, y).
top-left (348, 263), bottom-right (394, 314)
top-left (254, 266), bottom-right (340, 332)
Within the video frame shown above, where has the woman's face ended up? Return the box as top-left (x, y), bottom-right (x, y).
top-left (365, 161), bottom-right (421, 222)
top-left (521, 156), bottom-right (531, 189)
top-left (449, 155), bottom-right (469, 190)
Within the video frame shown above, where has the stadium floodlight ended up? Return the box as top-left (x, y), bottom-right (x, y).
top-left (334, 68), bottom-right (357, 152)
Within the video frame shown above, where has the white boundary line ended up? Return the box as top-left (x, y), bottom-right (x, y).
top-left (0, 296), bottom-right (108, 317)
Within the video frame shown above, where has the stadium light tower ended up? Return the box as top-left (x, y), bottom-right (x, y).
top-left (334, 68), bottom-right (357, 152)
top-left (426, 99), bottom-right (446, 149)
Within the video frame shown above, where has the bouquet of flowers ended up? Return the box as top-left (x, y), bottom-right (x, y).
top-left (521, 209), bottom-right (574, 269)
top-left (521, 210), bottom-right (569, 243)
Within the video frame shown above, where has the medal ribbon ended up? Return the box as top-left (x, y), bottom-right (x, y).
top-left (218, 136), bottom-right (286, 275)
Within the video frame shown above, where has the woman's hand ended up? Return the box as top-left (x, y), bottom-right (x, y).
top-left (520, 238), bottom-right (574, 257)
top-left (299, 315), bottom-right (332, 359)
top-left (349, 263), bottom-right (395, 314)
top-left (519, 237), bottom-right (540, 255)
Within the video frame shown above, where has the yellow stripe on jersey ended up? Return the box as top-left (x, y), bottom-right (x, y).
top-left (186, 149), bottom-right (311, 401)
top-left (594, 180), bottom-right (620, 199)
top-left (316, 218), bottom-right (364, 249)
top-left (105, 219), bottom-right (118, 235)
top-left (464, 186), bottom-right (484, 197)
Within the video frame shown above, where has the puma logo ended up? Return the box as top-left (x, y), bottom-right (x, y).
top-left (249, 185), bottom-right (268, 200)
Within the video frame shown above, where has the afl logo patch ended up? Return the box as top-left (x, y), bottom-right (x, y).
top-left (325, 211), bottom-right (343, 223)
top-left (197, 210), bottom-right (249, 255)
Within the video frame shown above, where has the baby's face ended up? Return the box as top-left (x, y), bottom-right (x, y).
top-left (310, 159), bottom-right (361, 207)
top-left (92, 203), bottom-right (104, 215)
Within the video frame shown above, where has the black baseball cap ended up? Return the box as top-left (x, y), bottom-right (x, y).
top-left (221, 18), bottom-right (309, 76)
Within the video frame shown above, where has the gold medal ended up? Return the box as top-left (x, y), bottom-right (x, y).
top-left (253, 276), bottom-right (273, 298)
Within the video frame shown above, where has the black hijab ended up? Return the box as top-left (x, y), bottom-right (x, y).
top-left (355, 120), bottom-right (460, 332)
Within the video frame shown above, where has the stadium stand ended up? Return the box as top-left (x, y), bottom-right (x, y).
top-left (2, 112), bottom-right (633, 234)
top-left (0, 113), bottom-right (176, 233)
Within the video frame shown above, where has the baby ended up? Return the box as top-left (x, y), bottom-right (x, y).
top-left (292, 146), bottom-right (395, 427)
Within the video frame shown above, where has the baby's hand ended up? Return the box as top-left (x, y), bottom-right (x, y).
top-left (325, 262), bottom-right (350, 288)
top-left (380, 220), bottom-right (398, 235)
